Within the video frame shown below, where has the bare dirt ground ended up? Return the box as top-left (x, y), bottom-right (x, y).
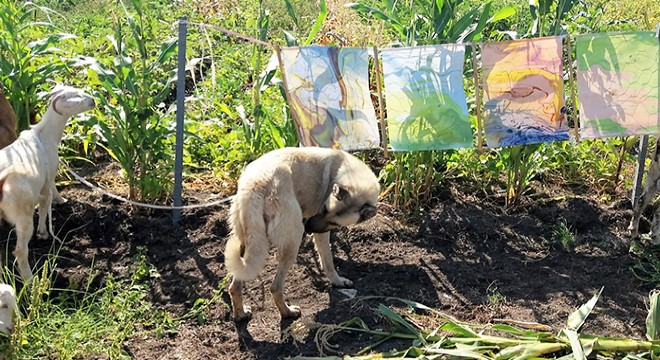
top-left (1, 164), bottom-right (657, 359)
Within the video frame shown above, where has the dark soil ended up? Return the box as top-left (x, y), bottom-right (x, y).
top-left (1, 173), bottom-right (657, 359)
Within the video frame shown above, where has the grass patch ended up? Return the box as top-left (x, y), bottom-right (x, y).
top-left (0, 245), bottom-right (208, 359)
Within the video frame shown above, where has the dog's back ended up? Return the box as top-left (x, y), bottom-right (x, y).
top-left (0, 85), bottom-right (17, 149)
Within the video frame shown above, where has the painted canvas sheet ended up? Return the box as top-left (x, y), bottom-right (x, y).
top-left (481, 36), bottom-right (568, 148)
top-left (576, 31), bottom-right (660, 139)
top-left (380, 45), bottom-right (472, 151)
top-left (280, 46), bottom-right (380, 150)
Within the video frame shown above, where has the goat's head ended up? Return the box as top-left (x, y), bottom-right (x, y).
top-left (50, 85), bottom-right (96, 117)
top-left (0, 284), bottom-right (17, 335)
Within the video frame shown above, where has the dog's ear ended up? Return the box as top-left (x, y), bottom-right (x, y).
top-left (332, 184), bottom-right (349, 201)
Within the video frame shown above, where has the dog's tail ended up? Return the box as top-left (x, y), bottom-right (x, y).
top-left (224, 193), bottom-right (270, 281)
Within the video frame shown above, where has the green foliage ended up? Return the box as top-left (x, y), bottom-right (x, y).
top-left (500, 144), bottom-right (542, 207)
top-left (538, 138), bottom-right (637, 192)
top-left (83, 0), bottom-right (178, 201)
top-left (380, 151), bottom-right (446, 218)
top-left (347, 0), bottom-right (516, 45)
top-left (0, 0), bottom-right (74, 131)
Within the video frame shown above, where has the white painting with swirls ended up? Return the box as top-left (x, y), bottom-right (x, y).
top-left (281, 46), bottom-right (380, 150)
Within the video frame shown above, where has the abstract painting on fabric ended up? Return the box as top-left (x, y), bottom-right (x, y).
top-left (481, 36), bottom-right (569, 148)
top-left (280, 46), bottom-right (381, 150)
top-left (380, 45), bottom-right (473, 151)
top-left (576, 31), bottom-right (660, 139)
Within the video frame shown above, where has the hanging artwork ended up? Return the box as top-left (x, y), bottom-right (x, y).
top-left (280, 46), bottom-right (381, 150)
top-left (576, 31), bottom-right (660, 139)
top-left (481, 36), bottom-right (569, 148)
top-left (380, 45), bottom-right (472, 151)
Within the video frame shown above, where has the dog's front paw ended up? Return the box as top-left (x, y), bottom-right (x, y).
top-left (330, 276), bottom-right (353, 288)
top-left (233, 305), bottom-right (252, 322)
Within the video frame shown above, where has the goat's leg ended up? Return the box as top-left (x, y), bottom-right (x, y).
top-left (51, 182), bottom-right (66, 204)
top-left (13, 215), bottom-right (34, 282)
top-left (36, 188), bottom-right (52, 240)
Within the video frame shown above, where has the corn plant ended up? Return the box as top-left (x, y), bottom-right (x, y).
top-left (84, 0), bottom-right (177, 201)
top-left (499, 143), bottom-right (542, 207)
top-left (0, 0), bottom-right (74, 132)
top-left (491, 0), bottom-right (583, 208)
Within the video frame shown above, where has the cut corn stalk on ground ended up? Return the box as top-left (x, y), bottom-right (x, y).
top-left (289, 290), bottom-right (660, 360)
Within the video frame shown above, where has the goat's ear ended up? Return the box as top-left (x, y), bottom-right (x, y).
top-left (49, 90), bottom-right (64, 101)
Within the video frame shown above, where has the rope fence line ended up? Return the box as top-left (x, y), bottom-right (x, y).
top-left (60, 161), bottom-right (234, 211)
top-left (186, 21), bottom-right (275, 48)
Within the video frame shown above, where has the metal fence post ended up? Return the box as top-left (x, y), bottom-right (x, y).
top-left (632, 136), bottom-right (649, 208)
top-left (173, 17), bottom-right (187, 226)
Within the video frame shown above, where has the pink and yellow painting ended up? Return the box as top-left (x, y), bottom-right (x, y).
top-left (481, 36), bottom-right (569, 148)
top-left (576, 31), bottom-right (660, 139)
top-left (280, 46), bottom-right (381, 150)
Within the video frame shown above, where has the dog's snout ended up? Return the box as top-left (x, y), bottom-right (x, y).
top-left (359, 204), bottom-right (377, 222)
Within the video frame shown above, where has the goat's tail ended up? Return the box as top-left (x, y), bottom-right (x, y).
top-left (0, 165), bottom-right (25, 202)
top-left (224, 192), bottom-right (270, 281)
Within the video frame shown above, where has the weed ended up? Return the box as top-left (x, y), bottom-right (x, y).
top-left (553, 218), bottom-right (577, 249)
top-left (486, 282), bottom-right (508, 306)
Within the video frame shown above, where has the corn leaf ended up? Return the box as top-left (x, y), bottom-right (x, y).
top-left (304, 0), bottom-right (327, 45)
top-left (566, 287), bottom-right (603, 331)
top-left (488, 5), bottom-right (516, 23)
top-left (425, 347), bottom-right (490, 360)
top-left (441, 321), bottom-right (478, 337)
top-left (376, 304), bottom-right (425, 344)
top-left (646, 290), bottom-right (660, 341)
top-left (563, 329), bottom-right (587, 360)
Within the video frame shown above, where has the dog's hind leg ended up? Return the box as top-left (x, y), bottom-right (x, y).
top-left (312, 232), bottom-right (353, 287)
top-left (270, 206), bottom-right (304, 319)
top-left (271, 244), bottom-right (302, 319)
top-left (228, 277), bottom-right (251, 321)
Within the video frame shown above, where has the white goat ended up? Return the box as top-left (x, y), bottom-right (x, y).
top-left (0, 284), bottom-right (17, 334)
top-left (0, 86), bottom-right (96, 282)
